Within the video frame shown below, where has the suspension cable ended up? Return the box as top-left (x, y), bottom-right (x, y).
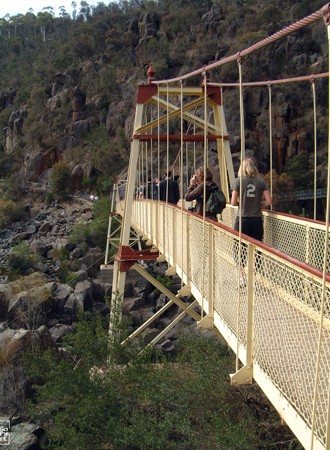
top-left (221, 86), bottom-right (225, 190)
top-left (165, 83), bottom-right (170, 263)
top-left (310, 11), bottom-right (330, 450)
top-left (236, 56), bottom-right (245, 373)
top-left (180, 78), bottom-right (184, 287)
top-left (268, 84), bottom-right (273, 210)
top-left (311, 78), bottom-right (317, 220)
top-left (201, 68), bottom-right (208, 318)
top-left (166, 83), bottom-right (170, 204)
top-left (310, 14), bottom-right (330, 450)
top-left (209, 72), bottom-right (328, 88)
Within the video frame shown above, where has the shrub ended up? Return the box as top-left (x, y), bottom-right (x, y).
top-left (45, 191), bottom-right (54, 206)
top-left (50, 161), bottom-right (72, 200)
top-left (24, 317), bottom-right (266, 450)
top-left (0, 199), bottom-right (27, 227)
top-left (7, 241), bottom-right (39, 279)
top-left (69, 196), bottom-right (111, 249)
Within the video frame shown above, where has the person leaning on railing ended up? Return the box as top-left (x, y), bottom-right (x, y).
top-left (185, 166), bottom-right (218, 220)
top-left (231, 157), bottom-right (272, 241)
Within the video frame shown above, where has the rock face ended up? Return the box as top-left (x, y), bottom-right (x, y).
top-left (0, 192), bottom-right (200, 408)
top-left (1, 1), bottom-right (326, 195)
top-left (0, 190), bottom-right (220, 450)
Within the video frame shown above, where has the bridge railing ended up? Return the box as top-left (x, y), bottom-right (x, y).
top-left (221, 205), bottom-right (330, 273)
top-left (131, 199), bottom-right (330, 449)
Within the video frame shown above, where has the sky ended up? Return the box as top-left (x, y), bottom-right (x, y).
top-left (0, 1), bottom-right (103, 18)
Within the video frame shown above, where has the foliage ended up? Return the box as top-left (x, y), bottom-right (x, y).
top-left (0, 198), bottom-right (27, 227)
top-left (7, 241), bottom-right (40, 279)
top-left (69, 196), bottom-right (112, 249)
top-left (284, 153), bottom-right (314, 189)
top-left (0, 0), bottom-right (327, 221)
top-left (263, 169), bottom-right (295, 212)
top-left (154, 275), bottom-right (172, 295)
top-left (10, 272), bottom-right (49, 294)
top-left (24, 315), bottom-right (263, 450)
top-left (44, 191), bottom-right (54, 206)
top-left (50, 161), bottom-right (72, 200)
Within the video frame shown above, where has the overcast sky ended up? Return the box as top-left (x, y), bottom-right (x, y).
top-left (0, 1), bottom-right (104, 18)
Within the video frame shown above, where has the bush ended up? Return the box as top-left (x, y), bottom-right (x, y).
top-left (7, 241), bottom-right (39, 279)
top-left (24, 317), bottom-right (263, 450)
top-left (0, 199), bottom-right (27, 227)
top-left (50, 161), bottom-right (72, 200)
top-left (44, 191), bottom-right (54, 206)
top-left (69, 196), bottom-right (111, 249)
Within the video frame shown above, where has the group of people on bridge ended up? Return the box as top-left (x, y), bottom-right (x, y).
top-left (136, 171), bottom-right (180, 205)
top-left (137, 157), bottom-right (272, 243)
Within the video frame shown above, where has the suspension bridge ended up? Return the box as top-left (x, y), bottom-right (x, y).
top-left (102, 4), bottom-right (330, 449)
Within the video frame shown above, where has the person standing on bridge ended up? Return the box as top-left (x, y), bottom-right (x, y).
top-left (158, 171), bottom-right (180, 205)
top-left (185, 167), bottom-right (218, 220)
top-left (231, 157), bottom-right (272, 241)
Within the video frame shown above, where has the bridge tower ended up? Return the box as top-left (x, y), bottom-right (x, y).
top-left (109, 66), bottom-right (235, 337)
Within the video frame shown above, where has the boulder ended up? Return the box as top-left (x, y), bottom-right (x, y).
top-left (0, 329), bottom-right (33, 414)
top-left (8, 285), bottom-right (52, 329)
top-left (49, 324), bottom-right (74, 344)
top-left (8, 421), bottom-right (43, 450)
top-left (74, 280), bottom-right (93, 311)
top-left (35, 325), bottom-right (57, 350)
top-left (78, 248), bottom-right (104, 278)
top-left (52, 284), bottom-right (72, 315)
top-left (92, 302), bottom-right (110, 316)
top-left (92, 279), bottom-right (112, 302)
top-left (0, 284), bottom-right (11, 321)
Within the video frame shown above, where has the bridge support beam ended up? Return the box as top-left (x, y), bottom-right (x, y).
top-left (132, 263), bottom-right (201, 322)
top-left (230, 365), bottom-right (253, 385)
top-left (197, 314), bottom-right (214, 330)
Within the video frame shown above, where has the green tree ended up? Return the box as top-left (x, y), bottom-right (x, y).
top-left (284, 153), bottom-right (314, 190)
top-left (50, 161), bottom-right (72, 200)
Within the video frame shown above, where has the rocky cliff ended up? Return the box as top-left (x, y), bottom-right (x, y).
top-left (0, 0), bottom-right (327, 201)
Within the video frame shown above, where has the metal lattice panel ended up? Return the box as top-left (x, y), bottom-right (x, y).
top-left (189, 218), bottom-right (211, 300)
top-left (252, 252), bottom-right (330, 444)
top-left (213, 228), bottom-right (248, 344)
top-left (264, 216), bottom-right (308, 261)
top-left (309, 228), bottom-right (330, 273)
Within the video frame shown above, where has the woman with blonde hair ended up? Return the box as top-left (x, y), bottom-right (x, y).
top-left (185, 166), bottom-right (219, 219)
top-left (231, 157), bottom-right (272, 241)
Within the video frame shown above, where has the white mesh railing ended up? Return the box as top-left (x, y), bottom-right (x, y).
top-left (221, 205), bottom-right (330, 273)
top-left (131, 199), bottom-right (330, 448)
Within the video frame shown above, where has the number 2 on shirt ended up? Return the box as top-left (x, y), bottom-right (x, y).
top-left (246, 184), bottom-right (256, 197)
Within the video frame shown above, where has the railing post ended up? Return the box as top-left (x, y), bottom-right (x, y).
top-left (245, 243), bottom-right (255, 369)
top-left (165, 205), bottom-right (177, 276)
top-left (230, 242), bottom-right (254, 385)
top-left (306, 224), bottom-right (311, 265)
top-left (198, 223), bottom-right (214, 329)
